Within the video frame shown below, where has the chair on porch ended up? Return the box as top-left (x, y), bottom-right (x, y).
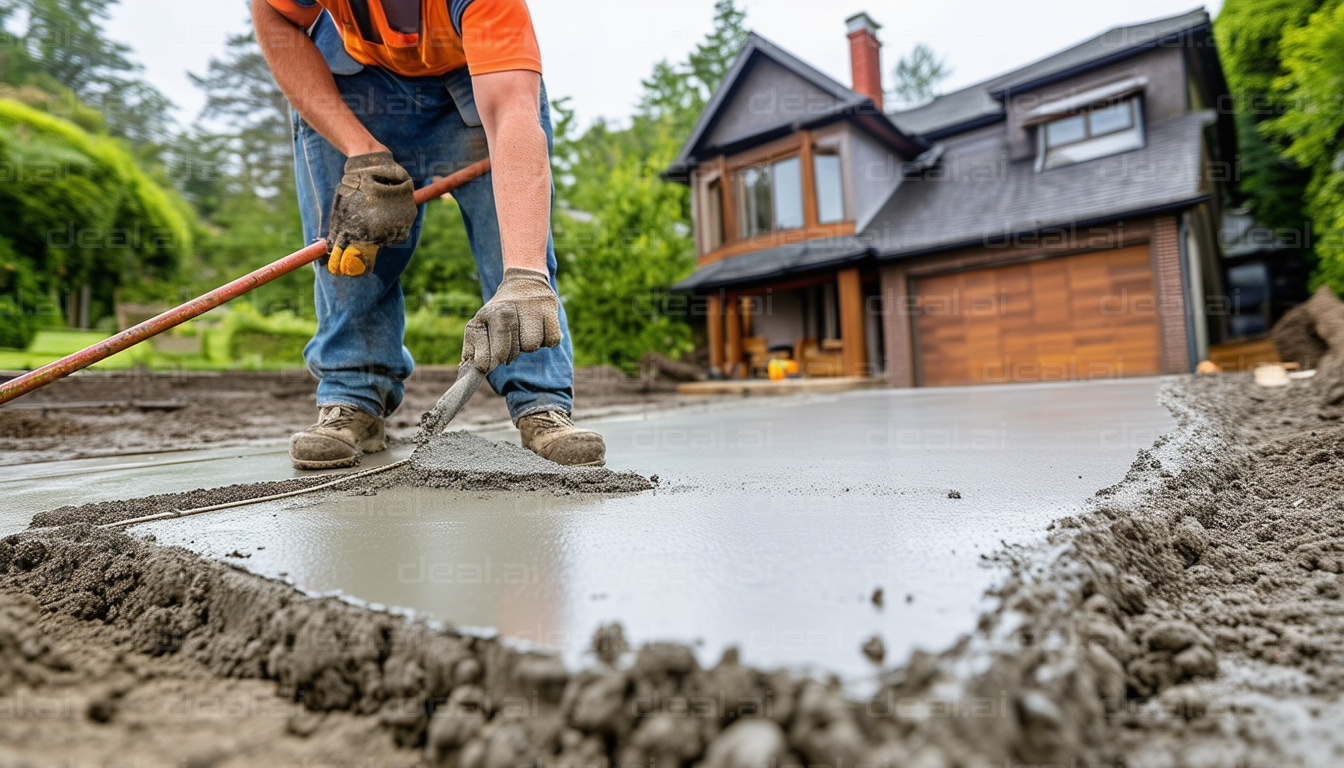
top-left (796, 338), bottom-right (845, 377)
top-left (741, 336), bottom-right (770, 378)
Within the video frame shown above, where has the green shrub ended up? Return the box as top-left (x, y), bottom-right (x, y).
top-left (403, 307), bottom-right (468, 365)
top-left (0, 99), bottom-right (193, 330)
top-left (202, 304), bottom-right (314, 368)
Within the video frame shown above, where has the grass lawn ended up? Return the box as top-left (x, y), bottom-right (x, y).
top-left (0, 330), bottom-right (238, 372)
top-left (0, 330), bottom-right (146, 371)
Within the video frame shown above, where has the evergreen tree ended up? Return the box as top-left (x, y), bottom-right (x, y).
top-left (1262, 0), bottom-right (1344, 291)
top-left (1215, 0), bottom-right (1321, 236)
top-left (554, 1), bottom-right (749, 367)
top-left (887, 43), bottom-right (949, 109)
top-left (0, 0), bottom-right (174, 144)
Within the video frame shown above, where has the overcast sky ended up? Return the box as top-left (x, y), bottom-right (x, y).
top-left (105, 0), bottom-right (1224, 131)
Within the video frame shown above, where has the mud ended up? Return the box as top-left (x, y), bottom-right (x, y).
top-left (6, 371), bottom-right (1344, 764)
top-left (1273, 285), bottom-right (1344, 371)
top-left (32, 431), bottom-right (652, 528)
top-left (0, 366), bottom-right (688, 466)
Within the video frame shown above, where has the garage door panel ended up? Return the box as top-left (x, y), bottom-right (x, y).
top-left (916, 246), bottom-right (1162, 386)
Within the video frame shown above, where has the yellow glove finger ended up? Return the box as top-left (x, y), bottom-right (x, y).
top-left (328, 243), bottom-right (379, 276)
top-left (340, 244), bottom-right (367, 276)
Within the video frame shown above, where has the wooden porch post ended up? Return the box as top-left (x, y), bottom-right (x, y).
top-left (725, 294), bottom-right (743, 378)
top-left (799, 130), bottom-right (818, 227)
top-left (837, 268), bottom-right (868, 377)
top-left (706, 293), bottom-right (724, 370)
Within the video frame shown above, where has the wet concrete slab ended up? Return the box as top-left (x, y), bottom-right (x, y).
top-left (4, 378), bottom-right (1176, 681)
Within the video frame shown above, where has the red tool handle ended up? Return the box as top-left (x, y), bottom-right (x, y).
top-left (0, 158), bottom-right (491, 406)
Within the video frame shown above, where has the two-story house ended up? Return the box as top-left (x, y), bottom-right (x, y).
top-left (667, 9), bottom-right (1234, 387)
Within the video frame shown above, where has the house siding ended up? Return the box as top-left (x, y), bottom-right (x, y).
top-left (704, 58), bottom-right (840, 148)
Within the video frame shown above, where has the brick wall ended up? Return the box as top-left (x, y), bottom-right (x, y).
top-left (1150, 215), bottom-right (1191, 374)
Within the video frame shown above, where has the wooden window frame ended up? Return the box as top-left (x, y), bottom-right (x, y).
top-left (698, 129), bottom-right (856, 265)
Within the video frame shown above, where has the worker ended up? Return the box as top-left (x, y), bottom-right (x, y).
top-left (251, 0), bottom-right (605, 469)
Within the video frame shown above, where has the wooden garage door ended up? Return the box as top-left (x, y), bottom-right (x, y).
top-left (914, 246), bottom-right (1162, 386)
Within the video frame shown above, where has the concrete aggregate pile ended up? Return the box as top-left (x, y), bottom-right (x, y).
top-left (5, 372), bottom-right (1344, 763)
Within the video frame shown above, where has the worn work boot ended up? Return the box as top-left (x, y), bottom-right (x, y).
top-left (289, 405), bottom-right (387, 470)
top-left (517, 410), bottom-right (606, 467)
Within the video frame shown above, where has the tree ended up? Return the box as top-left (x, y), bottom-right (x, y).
top-left (187, 30), bottom-right (293, 196)
top-left (0, 99), bottom-right (191, 340)
top-left (1214, 0), bottom-right (1322, 235)
top-left (555, 146), bottom-right (696, 368)
top-left (550, 2), bottom-right (750, 366)
top-left (887, 43), bottom-right (949, 109)
top-left (1262, 0), bottom-right (1344, 291)
top-left (0, 0), bottom-right (174, 144)
top-left (688, 0), bottom-right (749, 96)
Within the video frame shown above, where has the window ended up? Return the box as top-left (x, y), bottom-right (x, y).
top-left (1037, 99), bottom-right (1144, 171)
top-left (814, 152), bottom-right (845, 224)
top-left (705, 178), bottom-right (724, 250)
top-left (736, 156), bottom-right (804, 238)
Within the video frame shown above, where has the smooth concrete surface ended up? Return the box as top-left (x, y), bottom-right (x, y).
top-left (3, 379), bottom-right (1176, 681)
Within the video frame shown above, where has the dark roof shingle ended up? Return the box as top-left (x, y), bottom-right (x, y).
top-left (671, 236), bottom-right (870, 292)
top-left (889, 8), bottom-right (1209, 138)
top-left (866, 110), bottom-right (1216, 259)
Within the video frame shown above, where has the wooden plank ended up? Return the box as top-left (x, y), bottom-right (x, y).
top-left (706, 294), bottom-right (724, 370)
top-left (725, 295), bottom-right (743, 378)
top-left (837, 267), bottom-right (868, 377)
top-left (799, 130), bottom-right (819, 228)
top-left (718, 155), bottom-right (737, 248)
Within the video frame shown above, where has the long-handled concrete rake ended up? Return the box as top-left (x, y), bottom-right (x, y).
top-left (0, 158), bottom-right (491, 407)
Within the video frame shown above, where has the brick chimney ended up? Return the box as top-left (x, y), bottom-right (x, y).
top-left (846, 12), bottom-right (883, 111)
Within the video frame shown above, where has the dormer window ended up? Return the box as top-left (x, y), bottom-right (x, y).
top-left (1036, 97), bottom-right (1145, 171)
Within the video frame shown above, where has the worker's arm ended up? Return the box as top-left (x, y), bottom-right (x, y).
top-left (460, 71), bottom-right (561, 373)
top-left (251, 0), bottom-right (416, 275)
top-left (458, 1), bottom-right (561, 374)
top-left (250, 0), bottom-right (382, 156)
top-left (473, 70), bottom-right (551, 275)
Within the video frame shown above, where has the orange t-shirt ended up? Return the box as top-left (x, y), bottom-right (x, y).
top-left (265, 0), bottom-right (542, 77)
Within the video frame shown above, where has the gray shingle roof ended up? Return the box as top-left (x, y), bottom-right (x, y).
top-left (671, 236), bottom-right (870, 292)
top-left (889, 8), bottom-right (1209, 138)
top-left (867, 110), bottom-right (1216, 259)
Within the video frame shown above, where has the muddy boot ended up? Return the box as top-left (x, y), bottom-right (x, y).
top-left (289, 405), bottom-right (387, 470)
top-left (517, 410), bottom-right (606, 467)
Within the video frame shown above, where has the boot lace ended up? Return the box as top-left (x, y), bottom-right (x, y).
top-left (318, 404), bottom-right (363, 430)
top-left (528, 410), bottom-right (574, 431)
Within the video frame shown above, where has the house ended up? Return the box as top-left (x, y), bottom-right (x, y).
top-left (667, 8), bottom-right (1237, 386)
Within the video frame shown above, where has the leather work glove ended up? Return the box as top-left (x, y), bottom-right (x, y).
top-left (462, 268), bottom-right (562, 374)
top-left (325, 151), bottom-right (417, 276)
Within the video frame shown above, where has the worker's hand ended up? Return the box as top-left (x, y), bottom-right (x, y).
top-left (462, 268), bottom-right (562, 374)
top-left (325, 151), bottom-right (417, 276)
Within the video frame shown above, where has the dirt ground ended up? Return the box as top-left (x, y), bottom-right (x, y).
top-left (4, 369), bottom-right (1344, 766)
top-left (0, 365), bottom-right (688, 466)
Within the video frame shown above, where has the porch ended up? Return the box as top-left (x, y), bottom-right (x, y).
top-left (703, 267), bottom-right (884, 380)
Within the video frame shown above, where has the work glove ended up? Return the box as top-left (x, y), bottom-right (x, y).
top-left (325, 151), bottom-right (417, 277)
top-left (462, 268), bottom-right (562, 374)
